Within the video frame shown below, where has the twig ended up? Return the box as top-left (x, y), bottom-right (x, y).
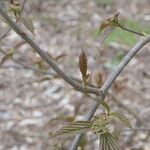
top-left (118, 23), bottom-right (144, 36)
top-left (0, 6), bottom-right (100, 95)
top-left (0, 0), bottom-right (27, 40)
top-left (0, 47), bottom-right (96, 88)
top-left (70, 35), bottom-right (150, 149)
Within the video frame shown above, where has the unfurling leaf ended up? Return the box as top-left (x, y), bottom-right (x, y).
top-left (99, 12), bottom-right (119, 33)
top-left (94, 71), bottom-right (103, 88)
top-left (79, 50), bottom-right (87, 78)
top-left (21, 16), bottom-right (35, 34)
top-left (9, 0), bottom-right (21, 18)
top-left (99, 12), bottom-right (120, 45)
top-left (91, 115), bottom-right (110, 134)
top-left (100, 21), bottom-right (112, 33)
top-left (79, 50), bottom-right (89, 89)
top-left (101, 101), bottom-right (110, 115)
top-left (99, 133), bottom-right (120, 150)
top-left (99, 26), bottom-right (116, 46)
top-left (110, 112), bottom-right (132, 129)
top-left (52, 121), bottom-right (91, 138)
top-left (112, 121), bottom-right (122, 140)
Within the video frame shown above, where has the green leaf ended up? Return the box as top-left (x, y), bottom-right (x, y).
top-left (99, 133), bottom-right (120, 150)
top-left (21, 16), bottom-right (35, 34)
top-left (52, 121), bottom-right (92, 138)
top-left (110, 112), bottom-right (132, 129)
top-left (99, 133), bottom-right (106, 150)
top-left (101, 101), bottom-right (110, 115)
top-left (107, 133), bottom-right (120, 150)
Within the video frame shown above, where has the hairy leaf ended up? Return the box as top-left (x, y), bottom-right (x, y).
top-left (99, 133), bottom-right (120, 150)
top-left (99, 12), bottom-right (120, 46)
top-left (91, 115), bottom-right (110, 134)
top-left (9, 0), bottom-right (21, 18)
top-left (21, 16), bottom-right (35, 34)
top-left (100, 20), bottom-right (112, 33)
top-left (52, 121), bottom-right (92, 138)
top-left (99, 26), bottom-right (116, 46)
top-left (110, 112), bottom-right (132, 129)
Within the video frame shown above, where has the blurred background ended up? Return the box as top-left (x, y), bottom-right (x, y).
top-left (0, 0), bottom-right (150, 149)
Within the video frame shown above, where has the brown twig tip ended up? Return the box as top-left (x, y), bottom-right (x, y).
top-left (79, 49), bottom-right (87, 78)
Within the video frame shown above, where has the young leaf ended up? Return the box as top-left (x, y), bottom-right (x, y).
top-left (79, 49), bottom-right (89, 89)
top-left (100, 20), bottom-right (112, 33)
top-left (99, 12), bottom-right (119, 33)
top-left (21, 16), bottom-right (35, 34)
top-left (107, 133), bottom-right (120, 150)
top-left (94, 71), bottom-right (103, 88)
top-left (99, 133), bottom-right (120, 150)
top-left (52, 121), bottom-right (92, 138)
top-left (101, 101), bottom-right (110, 115)
top-left (110, 112), bottom-right (132, 129)
top-left (9, 0), bottom-right (21, 18)
top-left (99, 12), bottom-right (120, 46)
top-left (91, 115), bottom-right (110, 134)
top-left (79, 50), bottom-right (87, 78)
top-left (99, 133), bottom-right (107, 150)
top-left (99, 26), bottom-right (116, 46)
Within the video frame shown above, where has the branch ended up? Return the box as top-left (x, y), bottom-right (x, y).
top-left (0, 44), bottom-right (96, 88)
top-left (0, 6), bottom-right (150, 149)
top-left (70, 35), bottom-right (150, 149)
top-left (0, 6), bottom-right (100, 95)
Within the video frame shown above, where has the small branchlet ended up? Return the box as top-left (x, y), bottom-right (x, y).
top-left (99, 12), bottom-right (145, 40)
top-left (52, 100), bottom-right (132, 149)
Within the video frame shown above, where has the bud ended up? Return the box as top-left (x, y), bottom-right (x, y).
top-left (94, 71), bottom-right (103, 88)
top-left (79, 50), bottom-right (87, 79)
top-left (9, 0), bottom-right (21, 19)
